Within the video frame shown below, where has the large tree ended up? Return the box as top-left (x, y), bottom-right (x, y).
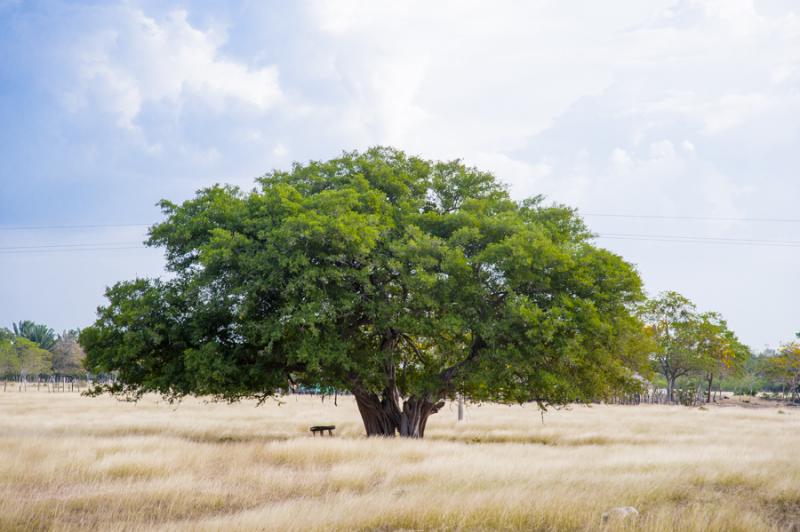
top-left (81, 148), bottom-right (647, 437)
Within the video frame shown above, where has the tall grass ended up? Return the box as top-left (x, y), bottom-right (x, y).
top-left (1, 392), bottom-right (798, 531)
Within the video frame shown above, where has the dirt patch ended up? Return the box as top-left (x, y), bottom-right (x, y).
top-left (712, 396), bottom-right (799, 410)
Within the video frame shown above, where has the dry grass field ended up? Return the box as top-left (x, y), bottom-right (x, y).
top-left (2, 392), bottom-right (799, 531)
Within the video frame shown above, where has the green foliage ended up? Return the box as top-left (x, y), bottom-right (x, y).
top-left (81, 147), bottom-right (648, 423)
top-left (721, 349), bottom-right (777, 395)
top-left (0, 329), bottom-right (19, 376)
top-left (694, 312), bottom-right (749, 380)
top-left (0, 330), bottom-right (52, 377)
top-left (12, 320), bottom-right (56, 350)
top-left (639, 291), bottom-right (748, 401)
top-left (765, 342), bottom-right (800, 398)
top-left (639, 292), bottom-right (703, 384)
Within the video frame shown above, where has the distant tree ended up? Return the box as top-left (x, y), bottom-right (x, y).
top-left (0, 331), bottom-right (51, 379)
top-left (694, 312), bottom-right (749, 403)
top-left (12, 320), bottom-right (56, 350)
top-left (50, 329), bottom-right (85, 376)
top-left (81, 147), bottom-right (648, 438)
top-left (724, 349), bottom-right (775, 396)
top-left (766, 341), bottom-right (800, 402)
top-left (17, 337), bottom-right (52, 377)
top-left (0, 328), bottom-right (20, 378)
top-left (639, 292), bottom-right (705, 403)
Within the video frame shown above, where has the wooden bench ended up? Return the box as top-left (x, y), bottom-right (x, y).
top-left (310, 425), bottom-right (336, 437)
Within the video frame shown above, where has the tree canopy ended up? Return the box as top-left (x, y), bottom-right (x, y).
top-left (13, 320), bottom-right (56, 350)
top-left (81, 147), bottom-right (649, 437)
top-left (639, 291), bottom-right (748, 403)
top-left (0, 329), bottom-right (52, 378)
top-left (766, 340), bottom-right (800, 401)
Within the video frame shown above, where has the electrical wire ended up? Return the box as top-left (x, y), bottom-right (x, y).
top-left (583, 213), bottom-right (800, 223)
top-left (595, 234), bottom-right (800, 248)
top-left (2, 211), bottom-right (800, 231)
top-left (0, 223), bottom-right (150, 231)
top-left (597, 232), bottom-right (800, 245)
top-left (1, 235), bottom-right (799, 255)
top-left (0, 246), bottom-right (147, 255)
top-left (0, 242), bottom-right (144, 251)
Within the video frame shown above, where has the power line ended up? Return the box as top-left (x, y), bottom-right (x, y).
top-left (0, 223), bottom-right (151, 231)
top-left (583, 213), bottom-right (800, 223)
top-left (1, 235), bottom-right (798, 256)
top-left (0, 246), bottom-right (147, 255)
top-left (2, 211), bottom-right (800, 232)
top-left (596, 233), bottom-right (800, 248)
top-left (0, 242), bottom-right (144, 251)
top-left (600, 233), bottom-right (800, 245)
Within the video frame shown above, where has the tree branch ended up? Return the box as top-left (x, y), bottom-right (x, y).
top-left (438, 333), bottom-right (486, 390)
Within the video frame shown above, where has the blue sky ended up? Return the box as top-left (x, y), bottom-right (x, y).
top-left (0, 0), bottom-right (798, 348)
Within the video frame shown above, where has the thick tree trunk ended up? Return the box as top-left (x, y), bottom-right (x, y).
top-left (399, 397), bottom-right (444, 438)
top-left (353, 390), bottom-right (398, 437)
top-left (348, 329), bottom-right (451, 438)
top-left (352, 388), bottom-right (443, 438)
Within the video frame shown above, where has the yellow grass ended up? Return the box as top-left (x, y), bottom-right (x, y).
top-left (2, 392), bottom-right (799, 531)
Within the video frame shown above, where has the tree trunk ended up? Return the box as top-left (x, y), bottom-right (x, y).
top-left (349, 330), bottom-right (451, 438)
top-left (352, 388), bottom-right (443, 438)
top-left (706, 374), bottom-right (713, 403)
top-left (399, 397), bottom-right (444, 438)
top-left (353, 390), bottom-right (398, 437)
top-left (667, 377), bottom-right (675, 404)
top-left (457, 394), bottom-right (464, 421)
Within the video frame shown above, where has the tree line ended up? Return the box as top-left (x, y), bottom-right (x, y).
top-left (0, 321), bottom-right (86, 381)
top-left (637, 291), bottom-right (800, 405)
top-left (639, 291), bottom-right (748, 404)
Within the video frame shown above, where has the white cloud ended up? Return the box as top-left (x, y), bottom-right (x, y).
top-left (610, 148), bottom-right (633, 168)
top-left (302, 0), bottom-right (674, 162)
top-left (648, 140), bottom-right (676, 160)
top-left (63, 8), bottom-right (282, 129)
top-left (272, 143), bottom-right (288, 158)
top-left (470, 152), bottom-right (551, 200)
top-left (701, 93), bottom-right (770, 133)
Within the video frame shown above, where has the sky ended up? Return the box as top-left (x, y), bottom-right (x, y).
top-left (0, 0), bottom-right (798, 349)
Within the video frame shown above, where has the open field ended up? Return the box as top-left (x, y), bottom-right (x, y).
top-left (2, 392), bottom-right (800, 531)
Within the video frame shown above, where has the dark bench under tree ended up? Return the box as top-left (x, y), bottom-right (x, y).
top-left (309, 425), bottom-right (335, 436)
